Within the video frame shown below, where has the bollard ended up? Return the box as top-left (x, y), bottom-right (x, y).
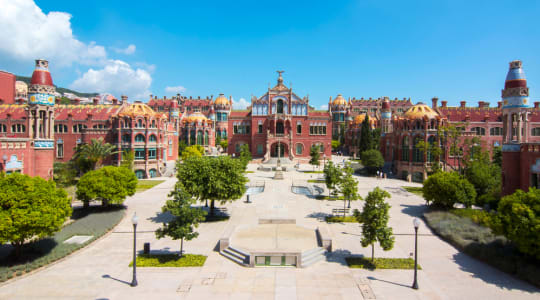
top-left (143, 242), bottom-right (150, 254)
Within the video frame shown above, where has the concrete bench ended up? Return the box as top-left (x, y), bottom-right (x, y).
top-left (331, 208), bottom-right (350, 215)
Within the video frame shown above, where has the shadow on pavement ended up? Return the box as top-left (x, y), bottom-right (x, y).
top-left (305, 212), bottom-right (330, 221)
top-left (400, 204), bottom-right (427, 218)
top-left (102, 274), bottom-right (131, 286)
top-left (367, 276), bottom-right (411, 288)
top-left (325, 249), bottom-right (352, 266)
top-left (452, 252), bottom-right (540, 292)
top-left (147, 211), bottom-right (174, 224)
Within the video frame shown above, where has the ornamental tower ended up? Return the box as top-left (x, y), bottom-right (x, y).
top-left (28, 59), bottom-right (56, 179)
top-left (502, 60), bottom-right (529, 144)
top-left (381, 97), bottom-right (392, 134)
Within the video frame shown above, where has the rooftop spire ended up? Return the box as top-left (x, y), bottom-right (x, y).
top-left (277, 70), bottom-right (284, 85)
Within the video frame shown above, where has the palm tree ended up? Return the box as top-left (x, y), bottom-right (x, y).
top-left (75, 138), bottom-right (119, 170)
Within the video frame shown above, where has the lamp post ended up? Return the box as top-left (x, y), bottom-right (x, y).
top-left (131, 212), bottom-right (138, 287)
top-left (412, 217), bottom-right (420, 290)
top-left (323, 154), bottom-right (326, 167)
top-left (2, 154), bottom-right (7, 171)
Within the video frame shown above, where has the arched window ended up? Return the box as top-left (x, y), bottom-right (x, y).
top-left (277, 99), bottom-right (284, 114)
top-left (136, 119), bottom-right (143, 128)
top-left (149, 135), bottom-right (157, 142)
top-left (402, 136), bottom-right (409, 162)
top-left (427, 136), bottom-right (436, 162)
top-left (197, 131), bottom-right (203, 145)
top-left (296, 143), bottom-right (303, 155)
top-left (122, 134), bottom-right (131, 143)
top-left (190, 130), bottom-right (196, 145)
top-left (204, 131), bottom-right (209, 145)
top-left (412, 137), bottom-right (422, 162)
top-left (222, 129), bottom-right (227, 138)
top-left (151, 120), bottom-right (156, 128)
top-left (472, 127), bottom-right (486, 136)
top-left (135, 134), bottom-right (145, 142)
top-left (276, 121), bottom-right (284, 134)
top-left (135, 170), bottom-right (145, 179)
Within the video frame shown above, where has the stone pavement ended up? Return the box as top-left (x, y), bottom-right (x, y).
top-left (0, 157), bottom-right (538, 299)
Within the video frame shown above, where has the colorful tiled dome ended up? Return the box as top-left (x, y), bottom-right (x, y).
top-left (403, 103), bottom-right (439, 119)
top-left (215, 94), bottom-right (230, 105)
top-left (184, 111), bottom-right (209, 123)
top-left (118, 102), bottom-right (164, 118)
top-left (332, 94), bottom-right (347, 106)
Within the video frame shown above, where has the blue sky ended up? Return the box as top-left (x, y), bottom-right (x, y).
top-left (1, 0), bottom-right (540, 109)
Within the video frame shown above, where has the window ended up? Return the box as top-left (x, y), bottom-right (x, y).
top-left (0, 124), bottom-right (6, 132)
top-left (56, 143), bottom-right (64, 158)
top-left (204, 131), bottom-right (209, 145)
top-left (297, 124), bottom-right (302, 134)
top-left (151, 120), bottom-right (156, 128)
top-left (257, 144), bottom-right (263, 155)
top-left (472, 127), bottom-right (486, 136)
top-left (235, 143), bottom-right (241, 153)
top-left (11, 124), bottom-right (25, 133)
top-left (135, 170), bottom-right (145, 179)
top-left (309, 125), bottom-right (327, 135)
top-left (54, 124), bottom-right (68, 133)
top-left (122, 134), bottom-right (131, 143)
top-left (92, 124), bottom-right (107, 129)
top-left (427, 136), bottom-right (436, 162)
top-left (532, 128), bottom-right (540, 136)
top-left (277, 99), bottom-right (284, 114)
top-left (134, 149), bottom-right (145, 160)
top-left (276, 122), bottom-right (284, 134)
top-left (168, 141), bottom-right (173, 156)
top-left (135, 134), bottom-right (145, 142)
top-left (296, 143), bottom-right (303, 155)
top-left (234, 123), bottom-right (250, 135)
top-left (402, 136), bottom-right (409, 162)
top-left (258, 124), bottom-right (263, 134)
top-left (149, 135), bottom-right (157, 142)
top-left (412, 137), bottom-right (422, 162)
top-left (148, 148), bottom-right (156, 159)
top-left (72, 124), bottom-right (87, 133)
top-left (136, 119), bottom-right (143, 128)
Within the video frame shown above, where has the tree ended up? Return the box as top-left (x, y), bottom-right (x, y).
top-left (323, 161), bottom-right (342, 197)
top-left (178, 140), bottom-right (187, 156)
top-left (464, 159), bottom-right (501, 205)
top-left (492, 146), bottom-right (502, 168)
top-left (120, 149), bottom-right (134, 170)
top-left (354, 187), bottom-right (394, 262)
top-left (360, 149), bottom-right (384, 175)
top-left (219, 139), bottom-right (228, 151)
top-left (215, 134), bottom-right (221, 148)
top-left (491, 188), bottom-right (540, 259)
top-left (422, 171), bottom-right (476, 209)
top-left (74, 138), bottom-right (118, 170)
top-left (416, 138), bottom-right (443, 174)
top-left (53, 162), bottom-right (77, 187)
top-left (177, 156), bottom-right (247, 216)
top-left (370, 128), bottom-right (381, 151)
top-left (239, 144), bottom-right (252, 169)
top-left (181, 145), bottom-right (203, 161)
top-left (76, 166), bottom-right (137, 207)
top-left (340, 165), bottom-right (362, 216)
top-left (359, 115), bottom-right (372, 153)
top-left (309, 145), bottom-right (321, 170)
top-left (155, 183), bottom-right (206, 257)
top-left (0, 172), bottom-right (72, 257)
top-left (331, 140), bottom-right (341, 152)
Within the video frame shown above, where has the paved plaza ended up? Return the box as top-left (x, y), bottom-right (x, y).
top-left (0, 157), bottom-right (539, 299)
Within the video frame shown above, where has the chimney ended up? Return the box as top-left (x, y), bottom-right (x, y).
top-left (432, 97), bottom-right (439, 109)
top-left (483, 102), bottom-right (489, 108)
top-left (149, 94), bottom-right (153, 100)
top-left (478, 101), bottom-right (483, 108)
top-left (112, 98), bottom-right (118, 105)
top-left (497, 101), bottom-right (502, 108)
top-left (121, 95), bottom-right (128, 103)
top-left (460, 101), bottom-right (466, 108)
top-left (154, 96), bottom-right (157, 99)
top-left (93, 97), bottom-right (99, 105)
top-left (72, 98), bottom-right (80, 105)
top-left (55, 98), bottom-right (60, 104)
top-left (535, 102), bottom-right (540, 109)
top-left (441, 100), bottom-right (447, 107)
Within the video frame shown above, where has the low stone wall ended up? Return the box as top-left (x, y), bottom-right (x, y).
top-left (316, 226), bottom-right (332, 252)
top-left (258, 218), bottom-right (296, 224)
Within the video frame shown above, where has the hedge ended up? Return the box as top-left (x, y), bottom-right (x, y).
top-left (346, 257), bottom-right (419, 270)
top-left (129, 254), bottom-right (206, 267)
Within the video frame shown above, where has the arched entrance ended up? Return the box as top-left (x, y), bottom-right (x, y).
top-left (271, 142), bottom-right (288, 157)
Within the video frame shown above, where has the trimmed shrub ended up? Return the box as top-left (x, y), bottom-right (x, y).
top-left (345, 257), bottom-right (419, 270)
top-left (423, 172), bottom-right (476, 209)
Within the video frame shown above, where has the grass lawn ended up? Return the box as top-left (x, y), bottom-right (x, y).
top-left (136, 180), bottom-right (165, 192)
top-left (325, 215), bottom-right (356, 222)
top-left (346, 257), bottom-right (420, 270)
top-left (402, 186), bottom-right (423, 197)
top-left (315, 195), bottom-right (345, 200)
top-left (0, 205), bottom-right (125, 283)
top-left (308, 179), bottom-right (325, 183)
top-left (130, 254), bottom-right (206, 267)
top-left (246, 171), bottom-right (255, 173)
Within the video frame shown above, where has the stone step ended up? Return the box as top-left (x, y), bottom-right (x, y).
top-left (301, 252), bottom-right (326, 268)
top-left (302, 247), bottom-right (325, 260)
top-left (220, 250), bottom-right (246, 266)
top-left (228, 246), bottom-right (249, 257)
top-left (223, 248), bottom-right (246, 262)
top-left (301, 247), bottom-right (326, 268)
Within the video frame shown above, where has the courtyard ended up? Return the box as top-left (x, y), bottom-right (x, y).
top-left (0, 157), bottom-right (538, 299)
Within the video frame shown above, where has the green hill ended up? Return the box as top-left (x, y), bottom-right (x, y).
top-left (16, 75), bottom-right (99, 98)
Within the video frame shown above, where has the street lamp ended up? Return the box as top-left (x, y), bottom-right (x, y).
top-left (412, 217), bottom-right (420, 290)
top-left (323, 154), bottom-right (326, 166)
top-left (131, 212), bottom-right (139, 287)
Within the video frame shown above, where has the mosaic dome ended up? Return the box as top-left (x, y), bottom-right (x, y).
top-left (332, 94), bottom-right (347, 106)
top-left (403, 103), bottom-right (439, 119)
top-left (184, 111), bottom-right (209, 123)
top-left (215, 94), bottom-right (230, 105)
top-left (118, 102), bottom-right (164, 118)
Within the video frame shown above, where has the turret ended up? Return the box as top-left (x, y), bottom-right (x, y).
top-left (502, 60), bottom-right (529, 143)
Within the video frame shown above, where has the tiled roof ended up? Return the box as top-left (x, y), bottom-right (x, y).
top-left (0, 105), bottom-right (27, 119)
top-left (55, 104), bottom-right (124, 120)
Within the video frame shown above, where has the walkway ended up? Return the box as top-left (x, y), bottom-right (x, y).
top-left (0, 158), bottom-right (538, 299)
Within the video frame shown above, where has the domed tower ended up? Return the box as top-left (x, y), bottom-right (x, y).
top-left (502, 60), bottom-right (530, 144)
top-left (213, 93), bottom-right (231, 142)
top-left (381, 97), bottom-right (392, 134)
top-left (28, 59), bottom-right (56, 179)
top-left (330, 94), bottom-right (348, 140)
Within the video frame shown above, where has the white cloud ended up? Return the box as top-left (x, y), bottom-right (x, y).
top-left (319, 104), bottom-right (328, 110)
top-left (133, 62), bottom-right (156, 73)
top-left (233, 97), bottom-right (250, 109)
top-left (165, 86), bottom-right (186, 94)
top-left (112, 44), bottom-right (136, 55)
top-left (70, 60), bottom-right (152, 101)
top-left (0, 0), bottom-right (107, 66)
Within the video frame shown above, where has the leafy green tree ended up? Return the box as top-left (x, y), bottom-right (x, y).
top-left (491, 188), bottom-right (540, 259)
top-left (331, 140), bottom-right (341, 152)
top-left (422, 171), bottom-right (476, 209)
top-left (177, 156), bottom-right (247, 216)
top-left (53, 162), bottom-right (78, 187)
top-left (354, 187), bottom-right (394, 262)
top-left (309, 145), bottom-right (321, 170)
top-left (359, 115), bottom-right (372, 153)
top-left (492, 146), bottom-right (502, 168)
top-left (323, 161), bottom-right (342, 197)
top-left (370, 128), bottom-right (381, 150)
top-left (215, 134), bottom-right (221, 147)
top-left (120, 149), bottom-right (134, 170)
top-left (76, 166), bottom-right (137, 207)
top-left (220, 139), bottom-right (229, 151)
top-left (181, 145), bottom-right (203, 161)
top-left (239, 144), bottom-right (252, 169)
top-left (178, 140), bottom-right (187, 156)
top-left (439, 123), bottom-right (465, 172)
top-left (416, 138), bottom-right (443, 174)
top-left (155, 183), bottom-right (207, 257)
top-left (464, 160), bottom-right (500, 203)
top-left (74, 138), bottom-right (118, 170)
top-left (0, 172), bottom-right (72, 257)
top-left (340, 165), bottom-right (362, 216)
top-left (360, 149), bottom-right (384, 175)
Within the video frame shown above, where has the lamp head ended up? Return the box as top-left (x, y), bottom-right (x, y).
top-left (413, 217), bottom-right (420, 229)
top-left (2, 154), bottom-right (7, 161)
top-left (132, 212), bottom-right (138, 225)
